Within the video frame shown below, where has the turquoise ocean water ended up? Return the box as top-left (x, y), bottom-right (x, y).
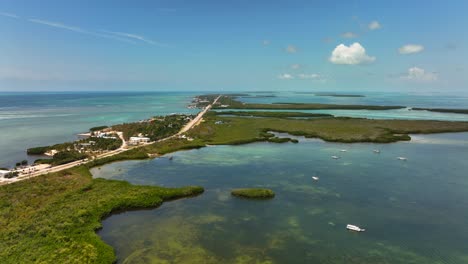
top-left (0, 92), bottom-right (198, 167)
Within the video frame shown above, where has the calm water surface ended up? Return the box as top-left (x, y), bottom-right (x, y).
top-left (0, 92), bottom-right (198, 167)
top-left (93, 133), bottom-right (468, 264)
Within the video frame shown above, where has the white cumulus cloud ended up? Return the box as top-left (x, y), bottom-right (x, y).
top-left (398, 44), bottom-right (424, 54)
top-left (403, 67), bottom-right (437, 82)
top-left (329, 42), bottom-right (375, 65)
top-left (368, 21), bottom-right (381, 30)
top-left (278, 73), bottom-right (294, 80)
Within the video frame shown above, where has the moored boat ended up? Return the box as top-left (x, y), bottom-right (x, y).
top-left (346, 224), bottom-right (365, 232)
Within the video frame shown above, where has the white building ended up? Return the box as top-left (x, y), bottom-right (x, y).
top-left (0, 170), bottom-right (10, 178)
top-left (129, 136), bottom-right (150, 145)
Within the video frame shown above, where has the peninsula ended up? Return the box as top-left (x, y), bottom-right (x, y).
top-left (412, 107), bottom-right (468, 115)
top-left (209, 95), bottom-right (404, 110)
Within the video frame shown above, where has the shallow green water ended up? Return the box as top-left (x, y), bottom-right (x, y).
top-left (93, 133), bottom-right (468, 263)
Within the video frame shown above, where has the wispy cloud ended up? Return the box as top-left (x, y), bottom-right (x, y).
top-left (291, 64), bottom-right (302, 70)
top-left (368, 21), bottom-right (382, 30)
top-left (28, 18), bottom-right (137, 44)
top-left (341, 32), bottom-right (358, 38)
top-left (398, 44), bottom-right (424, 54)
top-left (297, 73), bottom-right (323, 80)
top-left (285, 45), bottom-right (298, 53)
top-left (278, 73), bottom-right (294, 80)
top-left (402, 67), bottom-right (437, 82)
top-left (28, 18), bottom-right (87, 33)
top-left (3, 13), bottom-right (162, 45)
top-left (0, 12), bottom-right (19, 19)
top-left (277, 73), bottom-right (326, 82)
top-left (102, 30), bottom-right (166, 46)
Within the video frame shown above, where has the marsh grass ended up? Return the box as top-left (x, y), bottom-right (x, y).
top-left (231, 188), bottom-right (275, 199)
top-left (0, 166), bottom-right (203, 263)
top-left (212, 96), bottom-right (404, 110)
top-left (189, 113), bottom-right (468, 144)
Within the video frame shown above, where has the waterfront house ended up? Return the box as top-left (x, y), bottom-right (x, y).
top-left (129, 136), bottom-right (150, 145)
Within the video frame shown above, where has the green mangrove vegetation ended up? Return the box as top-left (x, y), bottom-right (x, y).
top-left (267, 137), bottom-right (298, 143)
top-left (35, 150), bottom-right (88, 165)
top-left (189, 112), bottom-right (468, 144)
top-left (142, 138), bottom-right (206, 155)
top-left (314, 93), bottom-right (365, 97)
top-left (293, 92), bottom-right (365, 97)
top-left (85, 148), bottom-right (150, 168)
top-left (231, 188), bottom-right (275, 199)
top-left (112, 114), bottom-right (194, 141)
top-left (210, 95), bottom-right (404, 110)
top-left (412, 108), bottom-right (468, 114)
top-left (28, 137), bottom-right (122, 156)
top-left (0, 166), bottom-right (203, 264)
top-left (85, 138), bottom-right (206, 168)
top-left (89, 125), bottom-right (109, 132)
top-left (26, 146), bottom-right (51, 155)
top-left (214, 111), bottom-right (333, 118)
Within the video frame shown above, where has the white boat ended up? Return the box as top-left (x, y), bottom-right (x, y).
top-left (312, 176), bottom-right (319, 181)
top-left (373, 149), bottom-right (380, 153)
top-left (331, 156), bottom-right (340, 159)
top-left (397, 157), bottom-right (407, 161)
top-left (340, 149), bottom-right (347, 152)
top-left (346, 224), bottom-right (365, 232)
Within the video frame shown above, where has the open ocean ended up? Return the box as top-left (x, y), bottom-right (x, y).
top-left (0, 92), bottom-right (199, 167)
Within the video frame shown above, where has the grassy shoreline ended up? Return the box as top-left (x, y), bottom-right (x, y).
top-left (0, 166), bottom-right (203, 263)
top-left (211, 95), bottom-right (404, 110)
top-left (189, 112), bottom-right (468, 144)
top-left (231, 188), bottom-right (275, 199)
top-left (412, 108), bottom-right (468, 114)
top-left (214, 110), bottom-right (333, 118)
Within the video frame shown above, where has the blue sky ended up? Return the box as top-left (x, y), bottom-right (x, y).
top-left (1, 0), bottom-right (467, 92)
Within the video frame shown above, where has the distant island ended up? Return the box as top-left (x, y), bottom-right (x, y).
top-left (209, 94), bottom-right (402, 110)
top-left (294, 92), bottom-right (365, 97)
top-left (231, 188), bottom-right (275, 199)
top-left (412, 108), bottom-right (468, 115)
top-left (315, 93), bottom-right (366, 97)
